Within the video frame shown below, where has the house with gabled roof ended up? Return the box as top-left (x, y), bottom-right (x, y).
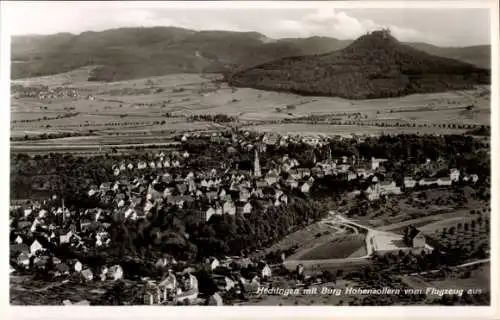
top-left (255, 180), bottom-right (268, 190)
top-left (206, 257), bottom-right (220, 271)
top-left (288, 169), bottom-right (300, 180)
top-left (297, 168), bottom-right (311, 178)
top-left (419, 177), bottom-right (438, 186)
top-left (251, 188), bottom-right (264, 199)
top-left (404, 177), bottom-right (417, 189)
top-left (55, 263), bottom-right (70, 276)
top-left (23, 208), bottom-right (33, 217)
top-left (100, 182), bottom-right (112, 191)
top-left (163, 159), bottom-right (171, 168)
top-left (371, 157), bottom-right (388, 170)
top-left (437, 177), bottom-right (452, 186)
top-left (206, 207), bottom-right (216, 221)
top-left (449, 168), bottom-right (460, 182)
top-left (280, 194), bottom-right (288, 206)
top-left (365, 184), bottom-right (381, 201)
top-left (404, 226), bottom-right (426, 249)
top-left (223, 200), bottom-right (236, 215)
top-left (380, 180), bottom-right (401, 195)
top-left (107, 265), bottom-right (124, 280)
top-left (239, 188), bottom-right (251, 202)
top-left (17, 252), bottom-right (30, 268)
top-left (301, 182), bottom-right (311, 194)
top-left (74, 260), bottom-right (83, 272)
top-left (206, 190), bottom-right (218, 203)
top-left (219, 188), bottom-right (227, 199)
top-left (177, 183), bottom-right (187, 195)
top-left (261, 264), bottom-right (272, 280)
top-left (30, 240), bottom-right (44, 255)
top-left (243, 202), bottom-right (253, 214)
top-left (215, 204), bottom-right (223, 216)
top-left (201, 179), bottom-right (209, 189)
top-left (172, 159), bottom-right (181, 167)
top-left (285, 177), bottom-right (299, 189)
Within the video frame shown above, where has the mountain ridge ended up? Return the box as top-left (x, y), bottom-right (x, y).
top-left (11, 27), bottom-right (491, 81)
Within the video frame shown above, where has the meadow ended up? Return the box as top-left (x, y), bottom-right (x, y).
top-left (11, 70), bottom-right (490, 149)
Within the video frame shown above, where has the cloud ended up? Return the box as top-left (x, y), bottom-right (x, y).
top-left (5, 3), bottom-right (485, 46)
top-left (269, 8), bottom-right (440, 43)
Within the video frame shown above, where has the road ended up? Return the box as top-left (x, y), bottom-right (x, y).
top-left (10, 141), bottom-right (182, 154)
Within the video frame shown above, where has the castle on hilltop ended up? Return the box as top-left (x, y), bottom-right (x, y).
top-left (366, 28), bottom-right (391, 38)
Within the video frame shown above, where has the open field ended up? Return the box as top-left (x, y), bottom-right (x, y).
top-left (11, 70), bottom-right (490, 148)
top-left (249, 123), bottom-right (469, 137)
top-left (298, 235), bottom-right (366, 260)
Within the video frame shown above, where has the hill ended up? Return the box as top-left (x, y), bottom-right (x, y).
top-left (11, 27), bottom-right (490, 81)
top-left (227, 30), bottom-right (490, 99)
top-left (406, 42), bottom-right (491, 69)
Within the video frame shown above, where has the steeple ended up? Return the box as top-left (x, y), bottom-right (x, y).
top-left (254, 148), bottom-right (262, 178)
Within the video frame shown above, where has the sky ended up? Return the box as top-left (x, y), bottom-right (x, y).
top-left (3, 1), bottom-right (492, 47)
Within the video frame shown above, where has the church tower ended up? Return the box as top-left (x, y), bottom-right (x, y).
top-left (254, 148), bottom-right (262, 178)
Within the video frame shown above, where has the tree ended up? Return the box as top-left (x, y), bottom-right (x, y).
top-left (336, 269), bottom-right (343, 278)
top-left (449, 227), bottom-right (456, 235)
top-left (322, 270), bottom-right (336, 283)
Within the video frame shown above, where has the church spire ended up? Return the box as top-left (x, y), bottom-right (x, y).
top-left (254, 148), bottom-right (262, 178)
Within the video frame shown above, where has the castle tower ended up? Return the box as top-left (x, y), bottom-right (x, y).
top-left (254, 148), bottom-right (262, 178)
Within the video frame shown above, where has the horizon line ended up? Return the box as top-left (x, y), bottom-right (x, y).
top-left (9, 25), bottom-right (492, 48)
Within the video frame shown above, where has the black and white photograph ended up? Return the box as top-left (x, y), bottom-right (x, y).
top-left (2, 0), bottom-right (498, 315)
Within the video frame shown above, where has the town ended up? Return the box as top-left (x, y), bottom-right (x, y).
top-left (10, 128), bottom-right (490, 306)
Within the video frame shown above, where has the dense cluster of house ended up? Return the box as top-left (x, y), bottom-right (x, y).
top-left (9, 194), bottom-right (279, 305)
top-left (360, 166), bottom-right (479, 201)
top-left (94, 146), bottom-right (313, 223)
top-left (142, 256), bottom-right (274, 305)
top-left (10, 129), bottom-right (485, 305)
top-left (9, 202), bottom-right (124, 283)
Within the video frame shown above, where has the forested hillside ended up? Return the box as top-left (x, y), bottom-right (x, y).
top-left (228, 30), bottom-right (490, 99)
